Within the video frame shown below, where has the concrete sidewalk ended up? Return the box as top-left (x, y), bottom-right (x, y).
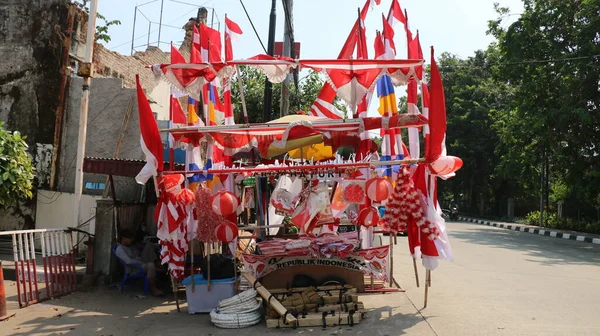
top-left (459, 216), bottom-right (600, 245)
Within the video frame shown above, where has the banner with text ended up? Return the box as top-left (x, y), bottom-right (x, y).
top-left (242, 245), bottom-right (390, 282)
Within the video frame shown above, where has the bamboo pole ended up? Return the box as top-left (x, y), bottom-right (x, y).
top-left (207, 243), bottom-right (211, 292)
top-left (190, 240), bottom-right (195, 293)
top-left (423, 269), bottom-right (431, 308)
top-left (412, 258), bottom-right (420, 288)
top-left (235, 65), bottom-right (249, 124)
top-left (242, 272), bottom-right (297, 325)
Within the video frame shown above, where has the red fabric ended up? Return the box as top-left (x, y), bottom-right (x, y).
top-left (135, 75), bottom-right (163, 173)
top-left (425, 47), bottom-right (447, 163)
top-left (170, 96), bottom-right (186, 124)
top-left (200, 24), bottom-right (222, 62)
top-left (404, 9), bottom-right (413, 45)
top-left (374, 31), bottom-right (385, 59)
top-left (191, 26), bottom-right (202, 63)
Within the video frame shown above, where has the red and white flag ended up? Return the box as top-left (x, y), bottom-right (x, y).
top-left (224, 15), bottom-right (243, 62)
top-left (425, 47), bottom-right (447, 163)
top-left (200, 24), bottom-right (222, 62)
top-left (381, 14), bottom-right (396, 59)
top-left (224, 15), bottom-right (242, 125)
top-left (387, 0), bottom-right (407, 28)
top-left (135, 75), bottom-right (164, 184)
top-left (191, 25), bottom-right (202, 63)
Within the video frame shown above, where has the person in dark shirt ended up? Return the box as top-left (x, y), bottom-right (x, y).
top-left (115, 230), bottom-right (164, 296)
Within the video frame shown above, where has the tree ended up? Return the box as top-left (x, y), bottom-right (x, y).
top-left (230, 67), bottom-right (347, 123)
top-left (95, 12), bottom-right (121, 44)
top-left (435, 49), bottom-right (513, 215)
top-left (488, 0), bottom-right (600, 218)
top-left (0, 122), bottom-right (35, 208)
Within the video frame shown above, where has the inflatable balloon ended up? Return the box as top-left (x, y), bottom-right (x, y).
top-left (366, 177), bottom-right (393, 202)
top-left (211, 189), bottom-right (240, 216)
top-left (215, 221), bottom-right (238, 243)
top-left (357, 207), bottom-right (380, 227)
top-left (429, 156), bottom-right (463, 176)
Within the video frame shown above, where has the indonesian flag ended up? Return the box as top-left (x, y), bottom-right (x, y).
top-left (421, 82), bottom-right (431, 149)
top-left (200, 24), bottom-right (222, 62)
top-left (135, 75), bottom-right (164, 184)
top-left (224, 16), bottom-right (242, 125)
top-left (224, 15), bottom-right (243, 62)
top-left (309, 0), bottom-right (376, 119)
top-left (425, 47), bottom-right (447, 163)
top-left (381, 14), bottom-right (396, 59)
top-left (374, 31), bottom-right (385, 59)
top-left (406, 30), bottom-right (422, 159)
top-left (388, 0), bottom-right (407, 28)
top-left (191, 25), bottom-right (201, 63)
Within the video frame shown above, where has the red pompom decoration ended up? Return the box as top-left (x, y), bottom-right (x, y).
top-left (210, 189), bottom-right (239, 216)
top-left (215, 221), bottom-right (238, 243)
top-left (177, 188), bottom-right (195, 205)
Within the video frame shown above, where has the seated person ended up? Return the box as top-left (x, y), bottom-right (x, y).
top-left (115, 229), bottom-right (164, 296)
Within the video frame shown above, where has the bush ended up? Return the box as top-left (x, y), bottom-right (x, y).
top-left (525, 211), bottom-right (541, 225)
top-left (0, 122), bottom-right (35, 207)
top-left (524, 210), bottom-right (600, 234)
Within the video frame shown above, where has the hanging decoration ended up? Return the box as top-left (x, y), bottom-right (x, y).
top-left (195, 187), bottom-right (224, 243)
top-left (177, 188), bottom-right (196, 205)
top-left (357, 207), bottom-right (380, 227)
top-left (382, 166), bottom-right (439, 239)
top-left (211, 189), bottom-right (240, 216)
top-left (215, 221), bottom-right (238, 243)
top-left (342, 180), bottom-right (366, 204)
top-left (155, 174), bottom-right (189, 280)
top-left (365, 177), bottom-right (393, 202)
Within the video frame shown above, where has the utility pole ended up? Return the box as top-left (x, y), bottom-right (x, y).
top-left (280, 0), bottom-right (294, 117)
top-left (73, 0), bottom-right (98, 228)
top-left (263, 0), bottom-right (277, 122)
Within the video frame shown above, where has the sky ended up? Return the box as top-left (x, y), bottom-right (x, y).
top-left (96, 0), bottom-right (524, 116)
top-left (100, 0), bottom-right (524, 59)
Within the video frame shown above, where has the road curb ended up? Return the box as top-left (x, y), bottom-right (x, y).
top-left (458, 216), bottom-right (600, 245)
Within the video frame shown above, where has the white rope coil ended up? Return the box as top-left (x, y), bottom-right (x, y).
top-left (210, 289), bottom-right (262, 329)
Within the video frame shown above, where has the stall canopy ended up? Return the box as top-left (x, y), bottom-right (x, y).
top-left (152, 55), bottom-right (424, 108)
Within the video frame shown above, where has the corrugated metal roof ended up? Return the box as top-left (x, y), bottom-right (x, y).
top-left (83, 157), bottom-right (184, 178)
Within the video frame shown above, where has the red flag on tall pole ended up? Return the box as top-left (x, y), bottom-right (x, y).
top-left (224, 15), bottom-right (243, 62)
top-left (135, 75), bottom-right (164, 184)
top-left (425, 47), bottom-right (447, 163)
top-left (388, 0), bottom-right (407, 27)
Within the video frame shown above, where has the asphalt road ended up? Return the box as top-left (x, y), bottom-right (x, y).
top-left (3, 221), bottom-right (600, 336)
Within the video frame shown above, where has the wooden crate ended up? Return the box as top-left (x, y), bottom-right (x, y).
top-left (266, 311), bottom-right (362, 328)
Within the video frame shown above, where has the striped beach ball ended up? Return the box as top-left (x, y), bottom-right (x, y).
top-left (211, 190), bottom-right (239, 216)
top-left (357, 207), bottom-right (380, 227)
top-left (215, 221), bottom-right (238, 243)
top-left (366, 177), bottom-right (393, 202)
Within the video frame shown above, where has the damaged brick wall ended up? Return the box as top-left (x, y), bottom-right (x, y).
top-left (0, 0), bottom-right (69, 230)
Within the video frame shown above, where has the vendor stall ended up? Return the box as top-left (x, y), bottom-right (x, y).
top-left (130, 0), bottom-right (463, 329)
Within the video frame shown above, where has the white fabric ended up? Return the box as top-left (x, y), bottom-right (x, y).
top-left (135, 135), bottom-right (158, 184)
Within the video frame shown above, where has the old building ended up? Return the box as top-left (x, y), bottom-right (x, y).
top-left (0, 0), bottom-right (200, 230)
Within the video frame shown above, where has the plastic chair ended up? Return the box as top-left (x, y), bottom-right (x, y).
top-left (112, 246), bottom-right (149, 296)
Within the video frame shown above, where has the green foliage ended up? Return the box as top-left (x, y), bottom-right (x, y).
top-left (230, 67), bottom-right (347, 123)
top-left (95, 12), bottom-right (121, 44)
top-left (487, 0), bottom-right (600, 215)
top-left (0, 122), bottom-right (35, 208)
top-left (525, 211), bottom-right (542, 225)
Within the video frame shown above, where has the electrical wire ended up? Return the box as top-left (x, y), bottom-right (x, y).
top-left (239, 0), bottom-right (268, 54)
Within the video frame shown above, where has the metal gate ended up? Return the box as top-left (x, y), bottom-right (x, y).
top-left (0, 229), bottom-right (77, 308)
